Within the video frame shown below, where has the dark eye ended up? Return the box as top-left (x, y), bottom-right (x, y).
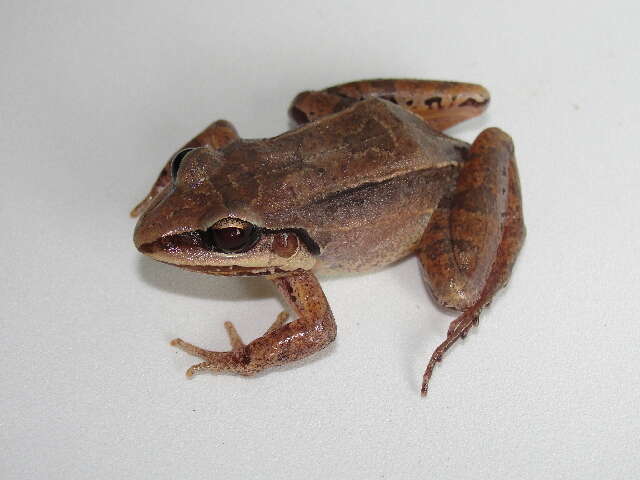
top-left (206, 224), bottom-right (259, 253)
top-left (171, 148), bottom-right (196, 181)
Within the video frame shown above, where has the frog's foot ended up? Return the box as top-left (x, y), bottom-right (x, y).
top-left (171, 272), bottom-right (335, 380)
top-left (170, 312), bottom-right (290, 377)
top-left (421, 304), bottom-right (482, 395)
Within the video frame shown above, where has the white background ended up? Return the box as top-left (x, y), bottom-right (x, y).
top-left (2, 1), bottom-right (639, 479)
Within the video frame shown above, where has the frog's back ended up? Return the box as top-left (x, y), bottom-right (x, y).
top-left (218, 98), bottom-right (468, 272)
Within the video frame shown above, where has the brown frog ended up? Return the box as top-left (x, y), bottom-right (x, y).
top-left (132, 79), bottom-right (525, 396)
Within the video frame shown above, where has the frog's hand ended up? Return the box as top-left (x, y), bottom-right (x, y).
top-left (130, 119), bottom-right (238, 217)
top-left (289, 79), bottom-right (490, 131)
top-left (417, 128), bottom-right (525, 396)
top-left (170, 271), bottom-right (337, 377)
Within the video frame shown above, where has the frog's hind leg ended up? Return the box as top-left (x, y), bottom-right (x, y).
top-left (130, 119), bottom-right (239, 217)
top-left (417, 128), bottom-right (525, 396)
top-left (289, 79), bottom-right (490, 131)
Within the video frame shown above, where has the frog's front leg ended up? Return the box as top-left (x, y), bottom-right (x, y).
top-left (130, 119), bottom-right (239, 217)
top-left (418, 128), bottom-right (525, 396)
top-left (289, 79), bottom-right (490, 131)
top-left (171, 271), bottom-right (337, 377)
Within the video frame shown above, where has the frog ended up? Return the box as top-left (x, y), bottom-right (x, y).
top-left (131, 79), bottom-right (525, 396)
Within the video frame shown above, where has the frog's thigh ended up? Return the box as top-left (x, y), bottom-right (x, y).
top-left (418, 127), bottom-right (522, 311)
top-left (130, 119), bottom-right (239, 217)
top-left (289, 79), bottom-right (490, 130)
top-left (418, 128), bottom-right (525, 395)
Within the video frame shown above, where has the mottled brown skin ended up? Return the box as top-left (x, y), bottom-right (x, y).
top-left (132, 78), bottom-right (525, 396)
top-left (290, 79), bottom-right (490, 131)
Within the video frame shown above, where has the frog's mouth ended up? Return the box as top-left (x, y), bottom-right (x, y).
top-left (178, 264), bottom-right (295, 276)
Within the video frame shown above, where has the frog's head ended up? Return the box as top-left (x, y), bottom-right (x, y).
top-left (133, 147), bottom-right (317, 276)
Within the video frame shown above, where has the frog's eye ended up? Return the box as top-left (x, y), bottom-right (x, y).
top-left (170, 148), bottom-right (196, 181)
top-left (205, 223), bottom-right (260, 253)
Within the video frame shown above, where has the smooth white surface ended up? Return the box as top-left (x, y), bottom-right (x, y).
top-left (2, 1), bottom-right (639, 478)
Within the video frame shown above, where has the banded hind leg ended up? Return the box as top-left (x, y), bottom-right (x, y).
top-left (130, 119), bottom-right (239, 217)
top-left (417, 127), bottom-right (525, 396)
top-left (289, 79), bottom-right (490, 131)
